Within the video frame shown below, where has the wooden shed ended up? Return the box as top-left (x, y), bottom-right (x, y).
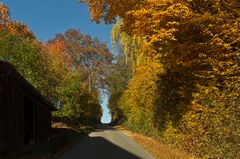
top-left (0, 61), bottom-right (56, 154)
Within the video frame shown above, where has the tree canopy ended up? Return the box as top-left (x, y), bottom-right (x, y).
top-left (81, 0), bottom-right (240, 157)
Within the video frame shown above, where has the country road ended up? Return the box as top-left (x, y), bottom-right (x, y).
top-left (57, 127), bottom-right (155, 159)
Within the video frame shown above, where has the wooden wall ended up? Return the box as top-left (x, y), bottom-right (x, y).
top-left (0, 74), bottom-right (52, 154)
top-left (0, 75), bottom-right (24, 153)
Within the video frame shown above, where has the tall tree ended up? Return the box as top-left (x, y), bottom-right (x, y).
top-left (48, 29), bottom-right (113, 123)
top-left (49, 29), bottom-right (114, 92)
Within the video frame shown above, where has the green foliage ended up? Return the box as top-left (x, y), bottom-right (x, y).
top-left (0, 5), bottom-right (108, 124)
top-left (0, 30), bottom-right (52, 97)
top-left (107, 53), bottom-right (132, 123)
top-left (49, 29), bottom-right (113, 123)
top-left (53, 70), bottom-right (84, 120)
top-left (52, 69), bottom-right (102, 122)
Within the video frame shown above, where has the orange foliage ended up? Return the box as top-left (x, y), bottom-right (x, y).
top-left (45, 39), bottom-right (73, 76)
top-left (0, 3), bottom-right (34, 39)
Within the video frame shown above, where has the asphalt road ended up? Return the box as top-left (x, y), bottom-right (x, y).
top-left (57, 128), bottom-right (155, 159)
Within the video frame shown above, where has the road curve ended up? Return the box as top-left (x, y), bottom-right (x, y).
top-left (57, 128), bottom-right (155, 159)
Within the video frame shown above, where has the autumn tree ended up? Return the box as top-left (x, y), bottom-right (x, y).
top-left (53, 68), bottom-right (102, 122)
top-left (50, 29), bottom-right (114, 92)
top-left (82, 0), bottom-right (240, 157)
top-left (48, 29), bottom-right (114, 123)
top-left (0, 3), bottom-right (10, 24)
top-left (0, 12), bottom-right (50, 98)
top-left (107, 52), bottom-right (132, 124)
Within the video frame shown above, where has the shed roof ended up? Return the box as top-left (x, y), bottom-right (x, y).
top-left (0, 61), bottom-right (56, 111)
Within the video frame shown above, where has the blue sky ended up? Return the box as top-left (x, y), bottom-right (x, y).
top-left (1, 0), bottom-right (112, 123)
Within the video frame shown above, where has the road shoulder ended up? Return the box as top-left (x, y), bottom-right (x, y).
top-left (115, 126), bottom-right (198, 159)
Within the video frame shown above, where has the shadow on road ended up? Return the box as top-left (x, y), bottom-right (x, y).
top-left (94, 127), bottom-right (117, 132)
top-left (58, 135), bottom-right (142, 159)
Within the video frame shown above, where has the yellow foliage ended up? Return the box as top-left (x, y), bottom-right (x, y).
top-left (83, 0), bottom-right (240, 157)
